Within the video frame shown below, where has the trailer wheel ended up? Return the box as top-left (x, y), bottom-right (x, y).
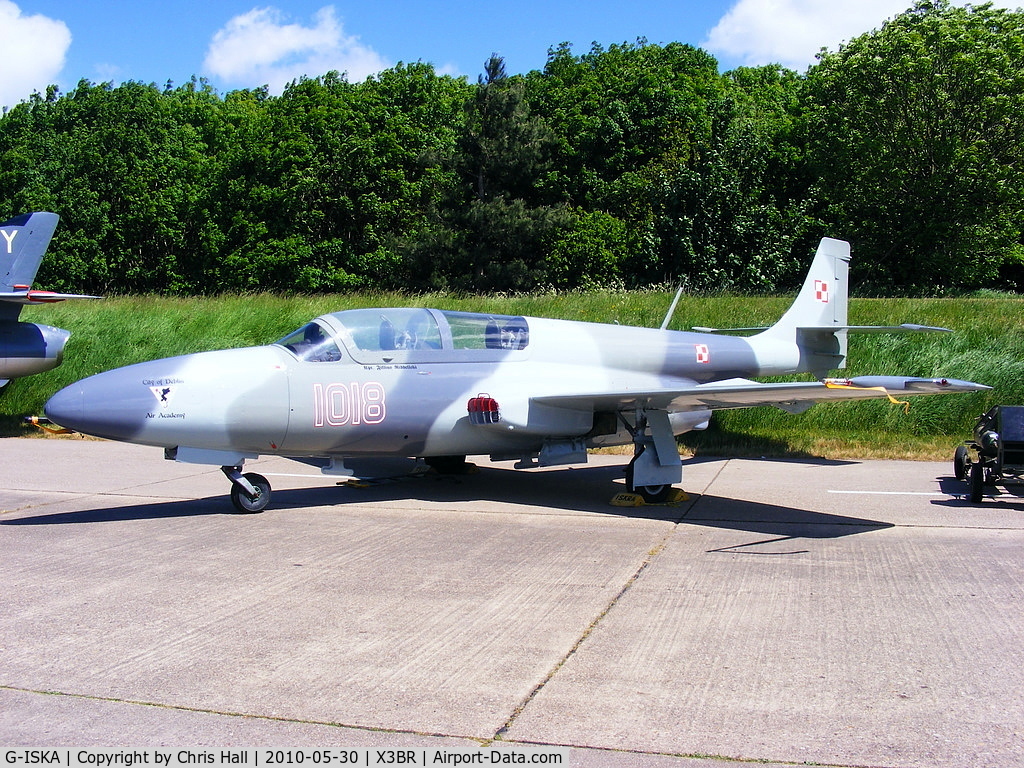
top-left (969, 461), bottom-right (985, 503)
top-left (954, 445), bottom-right (968, 481)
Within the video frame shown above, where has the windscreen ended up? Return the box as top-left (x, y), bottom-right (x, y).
top-left (276, 322), bottom-right (343, 362)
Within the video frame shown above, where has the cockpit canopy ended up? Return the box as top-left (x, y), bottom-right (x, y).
top-left (275, 308), bottom-right (530, 363)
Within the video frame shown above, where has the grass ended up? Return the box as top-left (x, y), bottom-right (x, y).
top-left (3, 291), bottom-right (1020, 460)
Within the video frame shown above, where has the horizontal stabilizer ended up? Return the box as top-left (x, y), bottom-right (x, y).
top-left (808, 323), bottom-right (952, 334)
top-left (0, 289), bottom-right (102, 305)
top-left (697, 323), bottom-right (951, 335)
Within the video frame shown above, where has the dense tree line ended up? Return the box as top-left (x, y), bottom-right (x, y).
top-left (1, 0), bottom-right (1021, 296)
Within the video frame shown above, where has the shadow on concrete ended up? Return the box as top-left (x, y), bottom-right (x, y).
top-left (934, 472), bottom-right (1024, 509)
top-left (3, 459), bottom-right (895, 539)
top-left (681, 494), bottom-right (893, 541)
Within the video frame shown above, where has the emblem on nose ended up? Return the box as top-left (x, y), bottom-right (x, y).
top-left (150, 385), bottom-right (176, 408)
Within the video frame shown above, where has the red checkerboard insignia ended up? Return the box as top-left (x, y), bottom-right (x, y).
top-left (695, 343), bottom-right (710, 364)
top-left (814, 280), bottom-right (829, 303)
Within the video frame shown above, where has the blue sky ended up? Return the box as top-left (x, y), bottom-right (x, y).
top-left (1, 0), bottom-right (1015, 108)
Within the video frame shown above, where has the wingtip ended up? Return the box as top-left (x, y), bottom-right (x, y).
top-left (848, 375), bottom-right (991, 392)
top-left (898, 323), bottom-right (954, 333)
top-left (908, 377), bottom-right (991, 392)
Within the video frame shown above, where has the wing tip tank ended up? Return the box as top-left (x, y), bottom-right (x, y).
top-left (846, 376), bottom-right (991, 393)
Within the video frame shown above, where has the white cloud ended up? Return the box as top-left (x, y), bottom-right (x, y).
top-left (203, 5), bottom-right (390, 92)
top-left (0, 0), bottom-right (71, 109)
top-left (433, 62), bottom-right (464, 79)
top-left (703, 0), bottom-right (911, 70)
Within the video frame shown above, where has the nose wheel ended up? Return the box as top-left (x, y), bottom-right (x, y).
top-left (222, 466), bottom-right (272, 513)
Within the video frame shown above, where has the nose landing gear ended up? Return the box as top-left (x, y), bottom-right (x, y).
top-left (222, 466), bottom-right (272, 513)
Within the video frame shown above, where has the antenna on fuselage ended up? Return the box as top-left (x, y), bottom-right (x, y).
top-left (659, 286), bottom-right (684, 331)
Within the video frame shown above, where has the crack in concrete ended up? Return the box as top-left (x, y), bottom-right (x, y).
top-left (492, 461), bottom-right (719, 741)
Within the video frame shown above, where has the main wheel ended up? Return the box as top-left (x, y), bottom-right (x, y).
top-left (230, 472), bottom-right (271, 513)
top-left (969, 461), bottom-right (985, 504)
top-left (625, 459), bottom-right (672, 503)
top-left (953, 445), bottom-right (969, 481)
top-left (636, 484), bottom-right (671, 504)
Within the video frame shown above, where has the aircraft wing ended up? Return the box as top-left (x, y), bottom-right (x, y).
top-left (0, 289), bottom-right (102, 305)
top-left (532, 376), bottom-right (989, 414)
top-left (692, 323), bottom-right (952, 334)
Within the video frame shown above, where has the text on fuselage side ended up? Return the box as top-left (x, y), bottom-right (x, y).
top-left (313, 381), bottom-right (387, 427)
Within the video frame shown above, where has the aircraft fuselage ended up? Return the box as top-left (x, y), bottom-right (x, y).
top-left (45, 309), bottom-right (765, 462)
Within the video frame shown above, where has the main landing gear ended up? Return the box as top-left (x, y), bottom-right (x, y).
top-left (222, 466), bottom-right (272, 513)
top-left (622, 408), bottom-right (683, 504)
top-left (626, 448), bottom-right (671, 503)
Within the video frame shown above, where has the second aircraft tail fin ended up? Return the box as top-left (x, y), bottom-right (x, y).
top-left (1, 212), bottom-right (60, 292)
top-left (0, 212), bottom-right (99, 320)
top-left (0, 212), bottom-right (61, 320)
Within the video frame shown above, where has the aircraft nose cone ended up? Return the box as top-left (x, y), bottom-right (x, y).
top-left (44, 367), bottom-right (154, 441)
top-left (44, 381), bottom-right (84, 429)
top-left (42, 347), bottom-right (290, 447)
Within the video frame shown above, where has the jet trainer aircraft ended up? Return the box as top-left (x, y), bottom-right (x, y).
top-left (0, 212), bottom-right (99, 387)
top-left (45, 237), bottom-right (988, 512)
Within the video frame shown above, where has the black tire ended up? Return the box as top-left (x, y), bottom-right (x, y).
top-left (637, 484), bottom-right (671, 504)
top-left (969, 461), bottom-right (985, 504)
top-left (230, 472), bottom-right (271, 513)
top-left (954, 445), bottom-right (968, 481)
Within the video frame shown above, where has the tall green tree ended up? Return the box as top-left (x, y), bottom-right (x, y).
top-left (804, 0), bottom-right (1024, 291)
top-left (531, 40), bottom-right (722, 207)
top-left (215, 65), bottom-right (469, 292)
top-left (405, 55), bottom-right (565, 291)
top-left (458, 55), bottom-right (555, 203)
top-left (528, 41), bottom-right (813, 290)
top-left (647, 65), bottom-right (817, 291)
top-left (0, 79), bottom-right (229, 293)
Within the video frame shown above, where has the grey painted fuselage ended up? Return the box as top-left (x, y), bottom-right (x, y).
top-left (44, 311), bottom-right (760, 458)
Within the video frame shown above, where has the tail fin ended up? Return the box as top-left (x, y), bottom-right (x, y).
top-left (766, 237), bottom-right (851, 337)
top-left (0, 212), bottom-right (60, 321)
top-left (1, 212), bottom-right (60, 291)
top-left (750, 237), bottom-right (950, 378)
top-left (0, 212), bottom-right (96, 320)
top-left (750, 237), bottom-right (851, 377)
